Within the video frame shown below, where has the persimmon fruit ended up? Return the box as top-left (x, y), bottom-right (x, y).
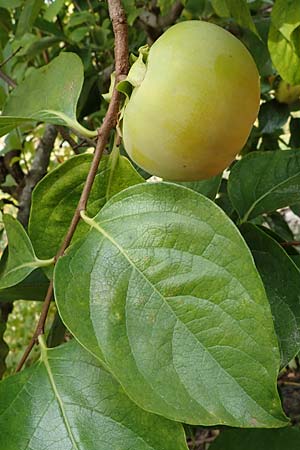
top-left (122, 20), bottom-right (260, 181)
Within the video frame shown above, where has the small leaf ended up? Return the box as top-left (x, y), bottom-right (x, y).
top-left (241, 223), bottom-right (300, 367)
top-left (174, 173), bottom-right (222, 200)
top-left (0, 339), bottom-right (188, 450)
top-left (268, 0), bottom-right (300, 85)
top-left (0, 215), bottom-right (53, 289)
top-left (0, 53), bottom-right (97, 138)
top-left (43, 0), bottom-right (65, 21)
top-left (228, 150), bottom-right (300, 222)
top-left (55, 182), bottom-right (287, 427)
top-left (16, 0), bottom-right (44, 38)
top-left (28, 153), bottom-right (144, 270)
top-left (210, 427), bottom-right (300, 450)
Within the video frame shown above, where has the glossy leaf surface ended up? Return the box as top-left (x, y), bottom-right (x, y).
top-left (228, 150), bottom-right (300, 221)
top-left (0, 339), bottom-right (188, 450)
top-left (55, 182), bottom-right (287, 427)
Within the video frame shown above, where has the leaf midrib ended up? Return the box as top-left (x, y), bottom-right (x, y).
top-left (241, 168), bottom-right (300, 222)
top-left (41, 345), bottom-right (79, 450)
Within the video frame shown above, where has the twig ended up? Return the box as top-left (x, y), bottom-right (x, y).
top-left (0, 69), bottom-right (16, 88)
top-left (0, 46), bottom-right (22, 68)
top-left (281, 241), bottom-right (300, 247)
top-left (15, 0), bottom-right (129, 373)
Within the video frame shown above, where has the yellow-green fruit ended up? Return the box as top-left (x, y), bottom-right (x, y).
top-left (123, 20), bottom-right (260, 181)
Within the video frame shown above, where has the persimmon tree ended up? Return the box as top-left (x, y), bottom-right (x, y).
top-left (0, 1), bottom-right (300, 449)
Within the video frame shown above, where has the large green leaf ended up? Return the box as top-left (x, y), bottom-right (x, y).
top-left (241, 223), bottom-right (300, 367)
top-left (29, 153), bottom-right (144, 268)
top-left (54, 182), bottom-right (287, 427)
top-left (211, 0), bottom-right (257, 34)
top-left (210, 427), bottom-right (300, 450)
top-left (0, 339), bottom-right (188, 450)
top-left (268, 0), bottom-right (300, 85)
top-left (0, 215), bottom-right (53, 289)
top-left (0, 53), bottom-right (96, 138)
top-left (228, 150), bottom-right (300, 222)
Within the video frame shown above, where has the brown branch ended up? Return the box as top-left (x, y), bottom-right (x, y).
top-left (15, 0), bottom-right (129, 373)
top-left (0, 47), bottom-right (22, 68)
top-left (138, 0), bottom-right (184, 43)
top-left (17, 124), bottom-right (58, 227)
top-left (0, 69), bottom-right (16, 88)
top-left (281, 241), bottom-right (300, 247)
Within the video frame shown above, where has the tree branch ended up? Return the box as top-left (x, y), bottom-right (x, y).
top-left (16, 0), bottom-right (129, 372)
top-left (138, 0), bottom-right (184, 43)
top-left (0, 69), bottom-right (17, 89)
top-left (17, 124), bottom-right (58, 227)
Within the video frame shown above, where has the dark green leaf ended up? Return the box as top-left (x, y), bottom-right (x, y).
top-left (258, 100), bottom-right (290, 134)
top-left (264, 212), bottom-right (294, 242)
top-left (28, 153), bottom-right (143, 271)
top-left (0, 303), bottom-right (11, 378)
top-left (228, 150), bottom-right (300, 222)
top-left (0, 215), bottom-right (53, 289)
top-left (210, 427), bottom-right (300, 450)
top-left (0, 339), bottom-right (188, 450)
top-left (0, 269), bottom-right (49, 303)
top-left (289, 117), bottom-right (300, 148)
top-left (0, 53), bottom-right (96, 138)
top-left (241, 223), bottom-right (300, 367)
top-left (55, 182), bottom-right (287, 427)
top-left (174, 173), bottom-right (222, 200)
top-left (268, 0), bottom-right (300, 85)
top-left (16, 0), bottom-right (44, 38)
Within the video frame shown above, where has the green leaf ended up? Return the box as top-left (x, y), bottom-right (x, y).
top-left (228, 150), bottom-right (300, 222)
top-left (54, 182), bottom-right (287, 427)
top-left (0, 0), bottom-right (22, 8)
top-left (28, 153), bottom-right (144, 271)
top-left (0, 339), bottom-right (188, 450)
top-left (264, 212), bottom-right (294, 242)
top-left (268, 0), bottom-right (300, 85)
top-left (0, 269), bottom-right (49, 302)
top-left (258, 100), bottom-right (290, 134)
top-left (210, 427), bottom-right (300, 450)
top-left (43, 0), bottom-right (65, 21)
top-left (174, 173), bottom-right (222, 200)
top-left (0, 52), bottom-right (97, 138)
top-left (0, 215), bottom-right (53, 289)
top-left (16, 0), bottom-right (44, 38)
top-left (290, 117), bottom-right (300, 148)
top-left (241, 223), bottom-right (300, 367)
top-left (211, 0), bottom-right (257, 34)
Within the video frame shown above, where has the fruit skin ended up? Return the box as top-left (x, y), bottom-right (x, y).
top-left (123, 20), bottom-right (260, 181)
